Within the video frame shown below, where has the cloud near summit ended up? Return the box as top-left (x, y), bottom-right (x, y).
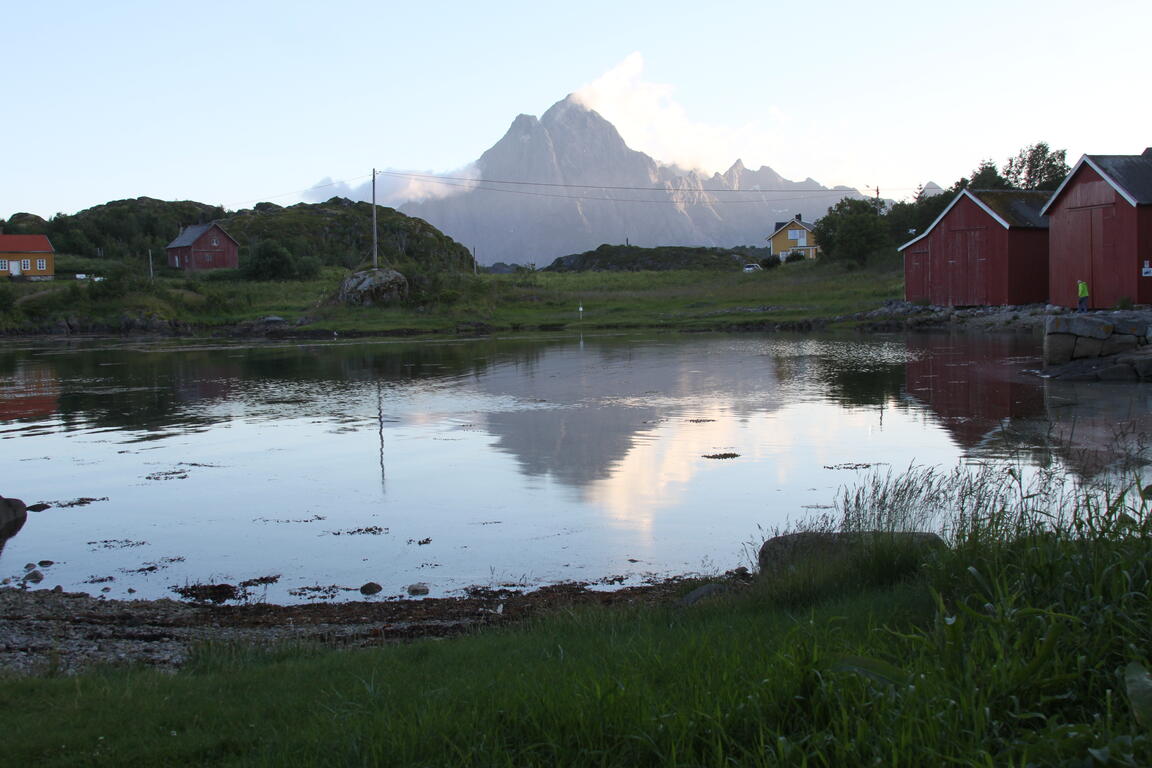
top-left (572, 52), bottom-right (780, 175)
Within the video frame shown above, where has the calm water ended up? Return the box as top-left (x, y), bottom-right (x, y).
top-left (2, 331), bottom-right (1148, 603)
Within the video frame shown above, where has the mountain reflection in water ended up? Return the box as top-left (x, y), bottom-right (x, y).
top-left (0, 332), bottom-right (1148, 602)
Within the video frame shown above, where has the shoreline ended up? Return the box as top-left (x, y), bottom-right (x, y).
top-left (0, 575), bottom-right (728, 677)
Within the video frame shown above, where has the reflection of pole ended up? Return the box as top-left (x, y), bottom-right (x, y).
top-left (377, 378), bottom-right (386, 494)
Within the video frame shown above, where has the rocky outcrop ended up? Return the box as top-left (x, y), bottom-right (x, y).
top-left (757, 531), bottom-right (946, 577)
top-left (338, 269), bottom-right (409, 306)
top-left (1043, 314), bottom-right (1150, 366)
top-left (0, 496), bottom-right (28, 557)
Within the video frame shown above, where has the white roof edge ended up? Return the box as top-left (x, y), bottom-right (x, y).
top-left (768, 218), bottom-right (814, 239)
top-left (1039, 155), bottom-right (1139, 214)
top-left (897, 188), bottom-right (1021, 251)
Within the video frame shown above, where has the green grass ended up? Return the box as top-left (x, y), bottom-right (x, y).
top-left (0, 252), bottom-right (903, 335)
top-left (5, 462), bottom-right (1152, 766)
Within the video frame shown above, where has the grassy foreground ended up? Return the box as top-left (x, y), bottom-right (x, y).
top-left (0, 252), bottom-right (903, 335)
top-left (5, 463), bottom-right (1152, 766)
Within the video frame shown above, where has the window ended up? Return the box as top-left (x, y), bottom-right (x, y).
top-left (21, 259), bottom-right (30, 270)
top-left (788, 229), bottom-right (807, 247)
top-left (36, 259), bottom-right (47, 271)
top-left (211, 237), bottom-right (219, 246)
top-left (0, 260), bottom-right (7, 271)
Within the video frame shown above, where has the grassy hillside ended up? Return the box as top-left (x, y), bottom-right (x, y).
top-left (1, 196), bottom-right (474, 275)
top-left (0, 250), bottom-right (903, 334)
top-left (543, 243), bottom-right (772, 272)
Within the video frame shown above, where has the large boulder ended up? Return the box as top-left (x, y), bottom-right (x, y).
top-left (757, 530), bottom-right (946, 577)
top-left (338, 269), bottom-right (409, 307)
top-left (0, 496), bottom-right (28, 556)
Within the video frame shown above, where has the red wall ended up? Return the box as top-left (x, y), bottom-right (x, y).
top-left (166, 225), bottom-right (239, 271)
top-left (904, 195), bottom-right (1048, 306)
top-left (1047, 165), bottom-right (1152, 308)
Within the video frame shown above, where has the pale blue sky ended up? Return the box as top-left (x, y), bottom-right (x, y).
top-left (4, 0), bottom-right (1149, 219)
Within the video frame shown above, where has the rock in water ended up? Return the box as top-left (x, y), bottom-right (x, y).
top-left (359, 582), bottom-right (383, 596)
top-left (338, 269), bottom-right (408, 306)
top-left (407, 582), bottom-right (430, 596)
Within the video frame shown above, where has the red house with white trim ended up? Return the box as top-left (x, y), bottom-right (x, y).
top-left (1041, 150), bottom-right (1152, 309)
top-left (899, 189), bottom-right (1049, 306)
top-left (165, 222), bottom-right (239, 271)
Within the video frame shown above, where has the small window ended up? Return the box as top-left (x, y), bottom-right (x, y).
top-left (36, 259), bottom-right (47, 271)
top-left (211, 237), bottom-right (219, 246)
top-left (21, 259), bottom-right (31, 270)
top-left (0, 260), bottom-right (7, 271)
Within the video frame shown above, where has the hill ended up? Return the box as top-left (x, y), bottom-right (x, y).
top-left (543, 244), bottom-right (764, 272)
top-left (1, 197), bottom-right (474, 274)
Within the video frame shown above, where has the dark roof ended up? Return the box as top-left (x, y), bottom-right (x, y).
top-left (769, 217), bottom-right (813, 237)
top-left (0, 234), bottom-right (54, 253)
top-left (967, 189), bottom-right (1050, 228)
top-left (898, 189), bottom-right (1048, 251)
top-left (1089, 154), bottom-right (1152, 204)
top-left (166, 222), bottom-right (236, 249)
top-left (1041, 150), bottom-right (1152, 214)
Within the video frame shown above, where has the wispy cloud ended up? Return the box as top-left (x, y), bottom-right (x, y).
top-left (572, 52), bottom-right (780, 175)
top-left (304, 165), bottom-right (480, 206)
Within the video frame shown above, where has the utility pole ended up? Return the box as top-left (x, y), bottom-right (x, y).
top-left (472, 246), bottom-right (477, 275)
top-left (371, 168), bottom-right (379, 270)
top-left (147, 249), bottom-right (154, 280)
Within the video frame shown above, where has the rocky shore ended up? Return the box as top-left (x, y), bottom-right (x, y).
top-left (0, 578), bottom-right (713, 677)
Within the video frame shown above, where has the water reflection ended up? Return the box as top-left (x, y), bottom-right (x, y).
top-left (2, 332), bottom-right (1149, 602)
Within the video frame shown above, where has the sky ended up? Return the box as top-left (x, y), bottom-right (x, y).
top-left (4, 0), bottom-right (1150, 221)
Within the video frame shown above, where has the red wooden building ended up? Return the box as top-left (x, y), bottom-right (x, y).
top-left (900, 189), bottom-right (1050, 306)
top-left (1041, 150), bottom-right (1152, 309)
top-left (165, 222), bottom-right (239, 271)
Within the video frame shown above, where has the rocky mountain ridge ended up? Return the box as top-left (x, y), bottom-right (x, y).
top-left (403, 95), bottom-right (864, 265)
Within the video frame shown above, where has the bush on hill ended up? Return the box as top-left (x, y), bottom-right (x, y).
top-left (543, 244), bottom-right (748, 272)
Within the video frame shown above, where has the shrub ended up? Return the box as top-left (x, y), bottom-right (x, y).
top-left (759, 255), bottom-right (782, 270)
top-left (1116, 296), bottom-right (1134, 310)
top-left (785, 250), bottom-right (807, 263)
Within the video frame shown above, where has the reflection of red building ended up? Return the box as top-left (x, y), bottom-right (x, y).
top-left (904, 335), bottom-right (1045, 450)
top-left (0, 363), bottom-right (59, 421)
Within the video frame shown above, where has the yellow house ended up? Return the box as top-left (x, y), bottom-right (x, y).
top-left (767, 215), bottom-right (819, 260)
top-left (0, 234), bottom-right (55, 280)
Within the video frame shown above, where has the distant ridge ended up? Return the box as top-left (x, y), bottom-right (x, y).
top-left (403, 95), bottom-right (864, 265)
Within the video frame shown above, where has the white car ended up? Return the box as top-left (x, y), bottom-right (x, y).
top-left (742, 264), bottom-right (763, 273)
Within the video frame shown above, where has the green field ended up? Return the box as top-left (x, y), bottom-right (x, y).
top-left (5, 463), bottom-right (1152, 766)
top-left (0, 252), bottom-right (904, 335)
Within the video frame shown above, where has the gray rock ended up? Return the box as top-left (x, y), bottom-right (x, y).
top-left (1072, 337), bottom-right (1104, 359)
top-left (406, 582), bottom-right (430, 596)
top-left (22, 570), bottom-right (44, 584)
top-left (1055, 372), bottom-right (1100, 382)
top-left (1098, 363), bottom-right (1139, 381)
top-left (1101, 334), bottom-right (1139, 356)
top-left (757, 531), bottom-right (946, 577)
top-left (338, 269), bottom-right (409, 307)
top-left (359, 582), bottom-right (383, 596)
top-left (1134, 357), bottom-right (1152, 380)
top-left (1045, 315), bottom-right (1115, 340)
top-left (1043, 333), bottom-right (1076, 366)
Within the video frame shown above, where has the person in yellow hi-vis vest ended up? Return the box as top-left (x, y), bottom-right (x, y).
top-left (1077, 279), bottom-right (1089, 312)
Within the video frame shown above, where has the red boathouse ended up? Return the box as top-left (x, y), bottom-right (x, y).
top-left (1041, 150), bottom-right (1152, 309)
top-left (900, 189), bottom-right (1050, 306)
top-left (166, 222), bottom-right (239, 271)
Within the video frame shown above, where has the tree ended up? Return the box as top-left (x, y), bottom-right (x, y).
top-left (1003, 142), bottom-right (1069, 190)
top-left (813, 197), bottom-right (889, 264)
top-left (963, 160), bottom-right (1011, 190)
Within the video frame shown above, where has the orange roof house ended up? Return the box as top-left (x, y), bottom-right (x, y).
top-left (0, 234), bottom-right (55, 280)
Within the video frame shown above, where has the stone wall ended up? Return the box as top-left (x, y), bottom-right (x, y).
top-left (1043, 315), bottom-right (1149, 366)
